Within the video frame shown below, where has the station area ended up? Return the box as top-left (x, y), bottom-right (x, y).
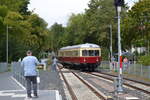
top-left (0, 70), bottom-right (62, 100)
top-left (1, 0), bottom-right (150, 100)
top-left (0, 61), bottom-right (150, 100)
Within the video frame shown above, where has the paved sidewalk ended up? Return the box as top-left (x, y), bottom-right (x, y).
top-left (0, 72), bottom-right (23, 91)
top-left (0, 72), bottom-right (61, 100)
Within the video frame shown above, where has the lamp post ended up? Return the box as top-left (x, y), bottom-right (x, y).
top-left (114, 0), bottom-right (124, 93)
top-left (6, 25), bottom-right (12, 66)
top-left (109, 24), bottom-right (113, 70)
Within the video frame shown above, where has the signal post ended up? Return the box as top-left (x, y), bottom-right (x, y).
top-left (114, 0), bottom-right (124, 93)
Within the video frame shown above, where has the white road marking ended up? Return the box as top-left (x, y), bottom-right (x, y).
top-left (12, 94), bottom-right (26, 98)
top-left (0, 90), bottom-right (24, 92)
top-left (10, 76), bottom-right (26, 90)
top-left (24, 97), bottom-right (32, 100)
top-left (0, 92), bottom-right (15, 96)
top-left (126, 97), bottom-right (139, 100)
top-left (56, 90), bottom-right (61, 100)
top-left (0, 90), bottom-right (26, 98)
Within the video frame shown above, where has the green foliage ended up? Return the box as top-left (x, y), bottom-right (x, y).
top-left (101, 47), bottom-right (109, 60)
top-left (48, 23), bottom-right (65, 52)
top-left (122, 0), bottom-right (150, 50)
top-left (0, 6), bottom-right (8, 17)
top-left (0, 0), bottom-right (48, 62)
top-left (85, 0), bottom-right (117, 47)
top-left (0, 6), bottom-right (8, 33)
top-left (66, 14), bottom-right (87, 44)
top-left (138, 55), bottom-right (150, 66)
top-left (0, 0), bottom-right (29, 13)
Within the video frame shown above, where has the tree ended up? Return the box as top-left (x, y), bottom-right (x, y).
top-left (49, 23), bottom-right (65, 51)
top-left (85, 0), bottom-right (117, 47)
top-left (66, 14), bottom-right (87, 44)
top-left (122, 0), bottom-right (150, 53)
top-left (0, 0), bottom-right (30, 14)
top-left (0, 0), bottom-right (49, 61)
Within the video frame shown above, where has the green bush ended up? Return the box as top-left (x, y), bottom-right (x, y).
top-left (101, 47), bottom-right (109, 60)
top-left (138, 55), bottom-right (150, 66)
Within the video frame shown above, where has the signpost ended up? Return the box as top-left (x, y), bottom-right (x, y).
top-left (114, 0), bottom-right (124, 93)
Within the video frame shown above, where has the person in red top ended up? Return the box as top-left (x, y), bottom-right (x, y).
top-left (123, 57), bottom-right (128, 70)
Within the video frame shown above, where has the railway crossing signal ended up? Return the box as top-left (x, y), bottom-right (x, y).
top-left (114, 0), bottom-right (124, 6)
top-left (114, 0), bottom-right (124, 93)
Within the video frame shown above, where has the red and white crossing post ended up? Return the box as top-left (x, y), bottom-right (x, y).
top-left (114, 0), bottom-right (124, 93)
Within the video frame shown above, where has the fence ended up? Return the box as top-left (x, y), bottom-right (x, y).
top-left (124, 63), bottom-right (150, 79)
top-left (0, 62), bottom-right (8, 73)
top-left (99, 61), bottom-right (150, 79)
top-left (11, 62), bottom-right (26, 87)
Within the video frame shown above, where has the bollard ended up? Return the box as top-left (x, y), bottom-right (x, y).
top-left (114, 76), bottom-right (123, 93)
top-left (114, 77), bottom-right (118, 92)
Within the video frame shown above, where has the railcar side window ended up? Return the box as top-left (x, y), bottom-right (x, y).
top-left (82, 50), bottom-right (100, 56)
top-left (74, 51), bottom-right (78, 56)
top-left (82, 50), bottom-right (88, 56)
top-left (89, 50), bottom-right (95, 56)
top-left (95, 50), bottom-right (99, 56)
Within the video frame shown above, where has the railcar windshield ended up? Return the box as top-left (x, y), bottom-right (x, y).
top-left (82, 50), bottom-right (99, 56)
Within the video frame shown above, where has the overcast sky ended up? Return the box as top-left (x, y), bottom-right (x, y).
top-left (28, 0), bottom-right (139, 27)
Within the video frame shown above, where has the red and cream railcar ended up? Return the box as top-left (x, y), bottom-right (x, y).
top-left (58, 43), bottom-right (101, 71)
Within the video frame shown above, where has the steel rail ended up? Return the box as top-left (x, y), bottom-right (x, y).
top-left (58, 66), bottom-right (78, 100)
top-left (71, 71), bottom-right (110, 100)
top-left (99, 72), bottom-right (150, 87)
top-left (89, 72), bottom-right (150, 95)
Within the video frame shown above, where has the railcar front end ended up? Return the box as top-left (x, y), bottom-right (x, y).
top-left (58, 43), bottom-right (101, 71)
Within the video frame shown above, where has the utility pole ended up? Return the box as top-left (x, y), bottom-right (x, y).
top-left (110, 25), bottom-right (113, 60)
top-left (6, 25), bottom-right (8, 66)
top-left (148, 40), bottom-right (149, 55)
top-left (110, 25), bottom-right (113, 70)
top-left (6, 25), bottom-right (12, 67)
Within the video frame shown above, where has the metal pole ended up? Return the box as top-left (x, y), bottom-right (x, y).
top-left (117, 6), bottom-right (123, 92)
top-left (6, 25), bottom-right (8, 67)
top-left (110, 25), bottom-right (113, 60)
top-left (110, 24), bottom-right (113, 70)
top-left (148, 40), bottom-right (149, 55)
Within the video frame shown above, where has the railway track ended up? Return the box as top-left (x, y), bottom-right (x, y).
top-left (99, 72), bottom-right (150, 86)
top-left (58, 66), bottom-right (112, 100)
top-left (88, 72), bottom-right (150, 95)
top-left (58, 67), bottom-right (78, 100)
top-left (57, 64), bottom-right (150, 100)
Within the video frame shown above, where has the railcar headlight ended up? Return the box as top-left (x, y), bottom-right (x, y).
top-left (96, 58), bottom-right (99, 62)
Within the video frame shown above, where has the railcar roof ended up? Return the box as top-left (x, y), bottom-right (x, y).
top-left (60, 43), bottom-right (100, 50)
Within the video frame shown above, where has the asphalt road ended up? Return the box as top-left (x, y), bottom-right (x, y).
top-left (0, 72), bottom-right (62, 100)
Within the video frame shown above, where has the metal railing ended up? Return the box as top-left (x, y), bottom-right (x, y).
top-left (99, 61), bottom-right (150, 79)
top-left (11, 62), bottom-right (26, 87)
top-left (0, 62), bottom-right (8, 73)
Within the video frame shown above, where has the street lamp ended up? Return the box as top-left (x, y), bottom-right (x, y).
top-left (114, 0), bottom-right (124, 93)
top-left (6, 25), bottom-right (12, 66)
top-left (109, 24), bottom-right (113, 70)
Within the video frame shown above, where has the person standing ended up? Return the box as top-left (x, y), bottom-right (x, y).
top-left (123, 57), bottom-right (128, 70)
top-left (51, 56), bottom-right (58, 72)
top-left (21, 50), bottom-right (39, 98)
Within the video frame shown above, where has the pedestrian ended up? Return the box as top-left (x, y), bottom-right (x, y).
top-left (123, 57), bottom-right (128, 70)
top-left (111, 56), bottom-right (115, 70)
top-left (21, 50), bottom-right (40, 98)
top-left (51, 56), bottom-right (58, 71)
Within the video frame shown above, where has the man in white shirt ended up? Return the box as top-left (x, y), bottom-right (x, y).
top-left (52, 56), bottom-right (58, 71)
top-left (21, 50), bottom-right (39, 98)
